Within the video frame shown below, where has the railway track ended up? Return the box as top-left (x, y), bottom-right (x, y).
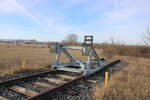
top-left (0, 59), bottom-right (121, 100)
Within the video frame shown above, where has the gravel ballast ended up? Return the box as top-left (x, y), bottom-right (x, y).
top-left (0, 61), bottom-right (125, 100)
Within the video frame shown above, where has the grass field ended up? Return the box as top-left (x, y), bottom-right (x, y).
top-left (0, 47), bottom-right (53, 76)
top-left (0, 43), bottom-right (150, 100)
top-left (94, 56), bottom-right (150, 100)
top-left (0, 43), bottom-right (103, 76)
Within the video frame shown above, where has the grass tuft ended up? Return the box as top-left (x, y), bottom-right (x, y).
top-left (93, 56), bottom-right (150, 100)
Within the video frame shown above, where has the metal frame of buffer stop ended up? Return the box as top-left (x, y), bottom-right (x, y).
top-left (48, 35), bottom-right (108, 75)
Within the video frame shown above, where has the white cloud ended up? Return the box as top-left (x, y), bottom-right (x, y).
top-left (0, 0), bottom-right (49, 32)
top-left (60, 0), bottom-right (89, 8)
top-left (103, 7), bottom-right (137, 24)
top-left (0, 0), bottom-right (18, 13)
top-left (0, 0), bottom-right (149, 44)
top-left (107, 0), bottom-right (150, 20)
top-left (0, 0), bottom-right (79, 34)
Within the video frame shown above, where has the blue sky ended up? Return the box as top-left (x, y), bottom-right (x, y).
top-left (0, 0), bottom-right (150, 44)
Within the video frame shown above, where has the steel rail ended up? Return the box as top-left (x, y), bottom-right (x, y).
top-left (0, 70), bottom-right (58, 87)
top-left (0, 60), bottom-right (121, 100)
top-left (28, 59), bottom-right (121, 100)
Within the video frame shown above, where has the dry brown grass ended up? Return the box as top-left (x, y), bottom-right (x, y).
top-left (0, 43), bottom-right (47, 48)
top-left (94, 56), bottom-right (150, 100)
top-left (100, 43), bottom-right (150, 58)
top-left (0, 47), bottom-right (54, 76)
top-left (1, 43), bottom-right (150, 100)
top-left (0, 43), bottom-right (103, 77)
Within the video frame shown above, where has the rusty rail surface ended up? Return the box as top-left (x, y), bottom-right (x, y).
top-left (0, 60), bottom-right (121, 100)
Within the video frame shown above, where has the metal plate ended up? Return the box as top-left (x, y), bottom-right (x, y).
top-left (84, 35), bottom-right (93, 45)
top-left (82, 43), bottom-right (92, 56)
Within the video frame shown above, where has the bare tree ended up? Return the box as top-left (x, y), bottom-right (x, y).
top-left (143, 26), bottom-right (150, 46)
top-left (63, 33), bottom-right (78, 43)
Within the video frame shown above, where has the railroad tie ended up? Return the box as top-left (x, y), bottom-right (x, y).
top-left (0, 96), bottom-right (9, 100)
top-left (32, 82), bottom-right (55, 89)
top-left (56, 74), bottom-right (76, 80)
top-left (44, 77), bottom-right (66, 84)
top-left (10, 86), bottom-right (38, 98)
top-left (86, 79), bottom-right (97, 84)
